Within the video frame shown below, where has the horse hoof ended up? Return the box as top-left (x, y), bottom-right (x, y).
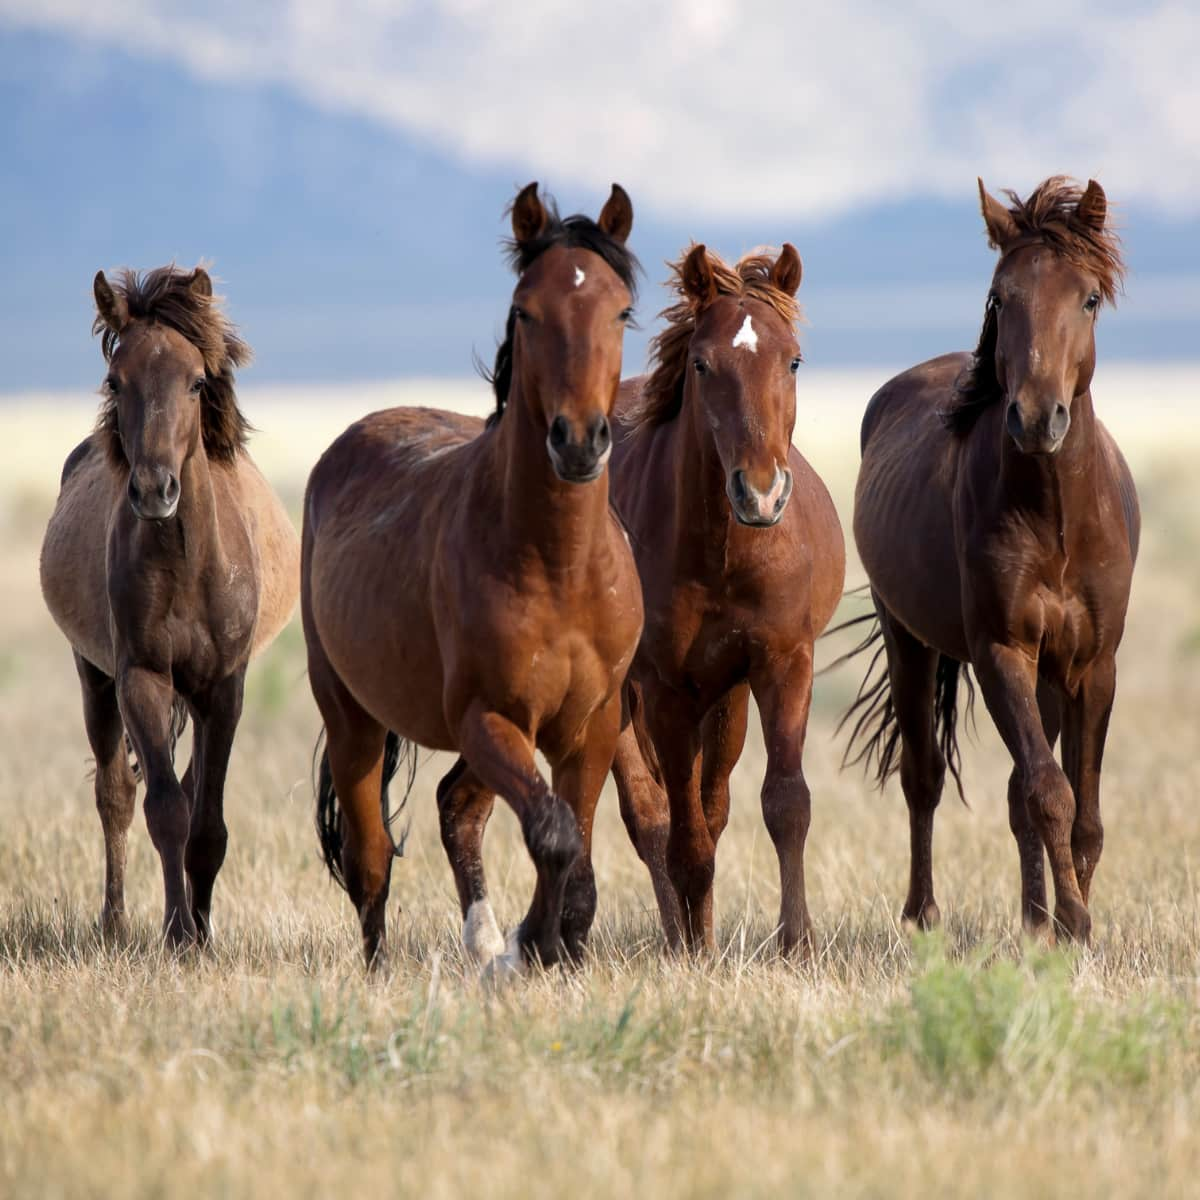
top-left (463, 900), bottom-right (506, 963)
top-left (901, 901), bottom-right (941, 932)
top-left (99, 909), bottom-right (131, 946)
top-left (1053, 903), bottom-right (1092, 945)
top-left (480, 929), bottom-right (527, 989)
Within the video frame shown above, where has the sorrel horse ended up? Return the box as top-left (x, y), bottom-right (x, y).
top-left (304, 183), bottom-right (642, 972)
top-left (609, 244), bottom-right (845, 954)
top-left (40, 265), bottom-right (300, 946)
top-left (842, 177), bottom-right (1138, 942)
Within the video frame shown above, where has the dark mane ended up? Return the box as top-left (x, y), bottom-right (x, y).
top-left (93, 265), bottom-right (252, 464)
top-left (485, 197), bottom-right (639, 426)
top-left (629, 246), bottom-right (802, 429)
top-left (944, 176), bottom-right (1125, 434)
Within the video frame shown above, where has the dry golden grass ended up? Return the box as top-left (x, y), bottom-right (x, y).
top-left (2, 368), bottom-right (1199, 1198)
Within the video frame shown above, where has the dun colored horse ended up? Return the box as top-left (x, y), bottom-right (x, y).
top-left (843, 177), bottom-right (1138, 942)
top-left (40, 266), bottom-right (299, 946)
top-left (610, 244), bottom-right (845, 954)
top-left (305, 183), bottom-right (642, 972)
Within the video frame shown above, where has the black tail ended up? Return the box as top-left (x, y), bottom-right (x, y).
top-left (124, 695), bottom-right (190, 782)
top-left (833, 616), bottom-right (974, 804)
top-left (313, 729), bottom-right (414, 890)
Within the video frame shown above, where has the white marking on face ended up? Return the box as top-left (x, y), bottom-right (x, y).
top-left (732, 314), bottom-right (758, 352)
top-left (574, 267), bottom-right (586, 288)
top-left (462, 900), bottom-right (506, 962)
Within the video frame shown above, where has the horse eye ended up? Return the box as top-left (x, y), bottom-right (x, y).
top-left (789, 357), bottom-right (801, 374)
top-left (190, 377), bottom-right (205, 394)
top-left (988, 292), bottom-right (1003, 313)
top-left (1083, 292), bottom-right (1100, 313)
top-left (693, 358), bottom-right (708, 376)
top-left (512, 305), bottom-right (529, 323)
top-left (618, 306), bottom-right (634, 324)
top-left (104, 376), bottom-right (120, 395)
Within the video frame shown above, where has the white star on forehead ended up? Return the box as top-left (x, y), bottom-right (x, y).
top-left (732, 313), bottom-right (758, 352)
top-left (574, 267), bottom-right (586, 287)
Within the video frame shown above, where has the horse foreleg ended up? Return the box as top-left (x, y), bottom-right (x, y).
top-left (75, 653), bottom-right (138, 943)
top-left (118, 664), bottom-right (196, 948)
top-left (974, 641), bottom-right (1089, 942)
top-left (457, 706), bottom-right (577, 971)
top-left (751, 647), bottom-right (816, 957)
top-left (185, 669), bottom-right (245, 945)
top-left (1060, 658), bottom-right (1115, 909)
top-left (1007, 678), bottom-right (1059, 933)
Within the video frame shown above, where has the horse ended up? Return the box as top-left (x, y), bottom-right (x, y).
top-left (841, 176), bottom-right (1138, 942)
top-left (303, 183), bottom-right (643, 972)
top-left (607, 243), bottom-right (845, 955)
top-left (40, 265), bottom-right (300, 947)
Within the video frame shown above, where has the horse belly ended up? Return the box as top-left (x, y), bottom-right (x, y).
top-left (40, 455), bottom-right (120, 676)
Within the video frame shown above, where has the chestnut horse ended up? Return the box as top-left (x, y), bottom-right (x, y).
top-left (304, 184), bottom-right (642, 972)
top-left (842, 177), bottom-right (1138, 942)
top-left (609, 244), bottom-right (845, 954)
top-left (40, 266), bottom-right (300, 947)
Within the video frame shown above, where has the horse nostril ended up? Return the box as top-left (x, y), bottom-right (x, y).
top-left (549, 415), bottom-right (569, 450)
top-left (590, 415), bottom-right (611, 454)
top-left (163, 473), bottom-right (180, 505)
top-left (1005, 402), bottom-right (1024, 440)
top-left (730, 469), bottom-right (748, 504)
top-left (1051, 403), bottom-right (1070, 438)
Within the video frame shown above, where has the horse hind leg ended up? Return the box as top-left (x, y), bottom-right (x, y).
top-left (877, 605), bottom-right (946, 930)
top-left (436, 757), bottom-right (504, 964)
top-left (75, 653), bottom-right (138, 943)
top-left (612, 685), bottom-right (684, 948)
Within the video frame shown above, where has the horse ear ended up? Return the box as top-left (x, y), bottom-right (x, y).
top-left (681, 244), bottom-right (718, 308)
top-left (511, 182), bottom-right (548, 245)
top-left (93, 271), bottom-right (128, 333)
top-left (189, 267), bottom-right (213, 298)
top-left (771, 243), bottom-right (803, 296)
top-left (597, 183), bottom-right (633, 244)
top-left (1076, 179), bottom-right (1107, 230)
top-left (978, 178), bottom-right (1018, 250)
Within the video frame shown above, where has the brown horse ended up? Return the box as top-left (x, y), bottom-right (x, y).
top-left (842, 177), bottom-right (1138, 942)
top-left (608, 243), bottom-right (845, 955)
top-left (40, 265), bottom-right (300, 947)
top-left (304, 183), bottom-right (643, 972)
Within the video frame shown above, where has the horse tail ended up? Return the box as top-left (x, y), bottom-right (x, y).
top-left (314, 729), bottom-right (414, 890)
top-left (124, 694), bottom-right (190, 783)
top-left (834, 614), bottom-right (973, 805)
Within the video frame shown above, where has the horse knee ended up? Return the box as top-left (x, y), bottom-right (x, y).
top-left (1024, 762), bottom-right (1075, 833)
top-left (143, 783), bottom-right (190, 854)
top-left (667, 831), bottom-right (715, 907)
top-left (900, 745), bottom-right (944, 812)
top-left (560, 858), bottom-right (598, 957)
top-left (522, 797), bottom-right (582, 878)
top-left (761, 769), bottom-right (810, 848)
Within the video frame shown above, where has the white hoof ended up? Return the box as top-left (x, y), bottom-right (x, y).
top-left (462, 900), bottom-right (506, 963)
top-left (480, 927), bottom-right (527, 988)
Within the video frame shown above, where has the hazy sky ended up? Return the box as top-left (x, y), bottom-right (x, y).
top-left (2, 2), bottom-right (1197, 388)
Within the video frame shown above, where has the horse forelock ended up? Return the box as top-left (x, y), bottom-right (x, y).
top-left (93, 265), bottom-right (252, 466)
top-left (628, 246), bottom-right (803, 431)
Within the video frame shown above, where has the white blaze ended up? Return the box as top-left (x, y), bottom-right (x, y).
top-left (574, 267), bottom-right (586, 288)
top-left (732, 314), bottom-right (758, 352)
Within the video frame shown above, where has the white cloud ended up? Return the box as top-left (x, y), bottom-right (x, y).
top-left (4, 0), bottom-right (1198, 220)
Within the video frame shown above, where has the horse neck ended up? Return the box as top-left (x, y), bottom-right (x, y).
top-left (669, 380), bottom-right (740, 565)
top-left (489, 388), bottom-right (611, 574)
top-left (998, 388), bottom-right (1099, 539)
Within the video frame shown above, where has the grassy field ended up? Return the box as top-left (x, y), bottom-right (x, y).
top-left (2, 367), bottom-right (1199, 1198)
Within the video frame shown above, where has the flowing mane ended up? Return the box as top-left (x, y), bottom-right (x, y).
top-left (629, 246), bottom-right (802, 430)
top-left (94, 265), bottom-right (252, 464)
top-left (485, 197), bottom-right (640, 426)
top-left (944, 176), bottom-right (1125, 434)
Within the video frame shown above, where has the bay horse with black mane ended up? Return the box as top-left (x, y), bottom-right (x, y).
top-left (305, 183), bottom-right (642, 972)
top-left (40, 265), bottom-right (300, 947)
top-left (842, 177), bottom-right (1138, 942)
top-left (610, 243), bottom-right (845, 955)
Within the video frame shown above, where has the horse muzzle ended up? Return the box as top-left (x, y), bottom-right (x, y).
top-left (1006, 399), bottom-right (1070, 456)
top-left (727, 465), bottom-right (792, 527)
top-left (128, 464), bottom-right (181, 520)
top-left (546, 413), bottom-right (612, 484)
